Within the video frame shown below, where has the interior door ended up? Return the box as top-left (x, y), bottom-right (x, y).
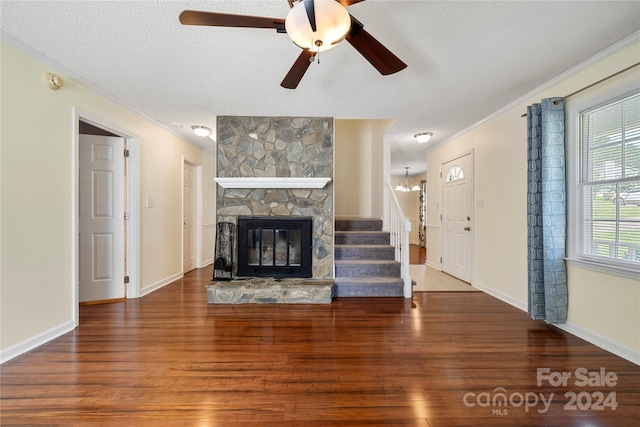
top-left (79, 134), bottom-right (126, 302)
top-left (183, 162), bottom-right (196, 273)
top-left (441, 153), bottom-right (473, 283)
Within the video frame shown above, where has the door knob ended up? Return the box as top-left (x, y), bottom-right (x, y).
top-left (464, 226), bottom-right (471, 231)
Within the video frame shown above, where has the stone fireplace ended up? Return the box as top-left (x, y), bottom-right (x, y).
top-left (215, 116), bottom-right (334, 280)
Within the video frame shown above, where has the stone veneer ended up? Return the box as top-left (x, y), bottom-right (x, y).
top-left (206, 278), bottom-right (334, 304)
top-left (216, 116), bottom-right (334, 279)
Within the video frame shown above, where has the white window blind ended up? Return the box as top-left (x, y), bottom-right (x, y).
top-left (580, 92), bottom-right (640, 268)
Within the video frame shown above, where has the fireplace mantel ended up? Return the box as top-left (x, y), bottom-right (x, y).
top-left (215, 177), bottom-right (331, 189)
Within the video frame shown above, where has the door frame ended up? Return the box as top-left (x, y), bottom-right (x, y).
top-left (439, 148), bottom-right (474, 284)
top-left (182, 156), bottom-right (203, 270)
top-left (72, 108), bottom-right (140, 326)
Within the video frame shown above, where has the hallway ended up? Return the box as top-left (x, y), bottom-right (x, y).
top-left (410, 264), bottom-right (479, 292)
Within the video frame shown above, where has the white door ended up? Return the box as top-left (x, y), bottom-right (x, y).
top-left (79, 134), bottom-right (126, 302)
top-left (441, 153), bottom-right (473, 283)
top-left (183, 162), bottom-right (196, 273)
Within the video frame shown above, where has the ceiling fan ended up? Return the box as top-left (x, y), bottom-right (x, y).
top-left (179, 0), bottom-right (407, 89)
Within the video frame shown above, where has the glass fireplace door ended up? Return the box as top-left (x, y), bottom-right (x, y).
top-left (237, 217), bottom-right (312, 278)
top-left (246, 228), bottom-right (303, 268)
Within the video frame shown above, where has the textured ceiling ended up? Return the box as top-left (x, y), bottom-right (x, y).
top-left (2, 1), bottom-right (639, 175)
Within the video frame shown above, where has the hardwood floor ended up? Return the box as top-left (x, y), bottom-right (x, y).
top-left (409, 244), bottom-right (426, 265)
top-left (1, 266), bottom-right (638, 426)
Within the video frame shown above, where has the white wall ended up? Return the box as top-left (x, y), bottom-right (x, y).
top-left (335, 119), bottom-right (395, 218)
top-left (426, 35), bottom-right (640, 363)
top-left (0, 41), bottom-right (216, 360)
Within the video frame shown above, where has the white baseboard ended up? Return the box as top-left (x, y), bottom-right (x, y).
top-left (553, 322), bottom-right (640, 366)
top-left (472, 280), bottom-right (527, 311)
top-left (2, 272), bottom-right (185, 364)
top-left (1, 320), bottom-right (75, 364)
top-left (425, 260), bottom-right (441, 270)
top-left (472, 281), bottom-right (639, 366)
top-left (139, 272), bottom-right (183, 297)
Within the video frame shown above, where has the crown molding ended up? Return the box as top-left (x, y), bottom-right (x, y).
top-left (425, 31), bottom-right (640, 154)
top-left (0, 31), bottom-right (215, 155)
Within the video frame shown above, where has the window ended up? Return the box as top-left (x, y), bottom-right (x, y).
top-left (579, 92), bottom-right (640, 271)
top-left (446, 165), bottom-right (464, 182)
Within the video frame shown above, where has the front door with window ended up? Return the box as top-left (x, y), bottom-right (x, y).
top-left (441, 152), bottom-right (473, 282)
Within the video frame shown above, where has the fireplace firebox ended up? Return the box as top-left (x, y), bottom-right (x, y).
top-left (236, 216), bottom-right (313, 278)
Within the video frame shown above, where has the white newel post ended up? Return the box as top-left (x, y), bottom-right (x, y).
top-left (403, 217), bottom-right (412, 298)
top-left (384, 180), bottom-right (413, 299)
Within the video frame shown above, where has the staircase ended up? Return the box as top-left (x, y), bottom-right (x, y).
top-left (334, 218), bottom-right (404, 297)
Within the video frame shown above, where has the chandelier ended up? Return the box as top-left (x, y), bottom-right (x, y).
top-left (395, 167), bottom-right (420, 192)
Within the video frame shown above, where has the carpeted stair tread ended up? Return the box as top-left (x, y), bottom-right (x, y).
top-left (335, 244), bottom-right (393, 248)
top-left (334, 244), bottom-right (395, 260)
top-left (335, 230), bottom-right (386, 234)
top-left (333, 277), bottom-right (404, 297)
top-left (334, 277), bottom-right (404, 284)
top-left (335, 218), bottom-right (383, 231)
top-left (335, 259), bottom-right (399, 265)
top-left (335, 260), bottom-right (401, 278)
top-left (333, 218), bottom-right (405, 297)
top-left (335, 231), bottom-right (391, 245)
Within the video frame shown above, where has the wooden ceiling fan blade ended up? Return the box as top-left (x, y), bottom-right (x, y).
top-left (336, 0), bottom-right (367, 6)
top-left (179, 10), bottom-right (285, 31)
top-left (303, 0), bottom-right (317, 31)
top-left (346, 18), bottom-right (407, 75)
top-left (281, 50), bottom-right (315, 89)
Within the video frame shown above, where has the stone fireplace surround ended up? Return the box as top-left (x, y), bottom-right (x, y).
top-left (209, 116), bottom-right (334, 304)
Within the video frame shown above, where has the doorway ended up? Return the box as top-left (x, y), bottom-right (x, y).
top-left (183, 158), bottom-right (203, 273)
top-left (79, 132), bottom-right (126, 303)
top-left (75, 113), bottom-right (139, 321)
top-left (441, 151), bottom-right (473, 283)
top-left (183, 161), bottom-right (196, 273)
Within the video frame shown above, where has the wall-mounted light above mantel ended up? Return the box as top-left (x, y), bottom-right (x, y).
top-left (214, 177), bottom-right (332, 189)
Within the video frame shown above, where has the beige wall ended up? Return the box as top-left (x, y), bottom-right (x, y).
top-left (426, 36), bottom-right (640, 362)
top-left (1, 42), bottom-right (216, 359)
top-left (335, 119), bottom-right (395, 218)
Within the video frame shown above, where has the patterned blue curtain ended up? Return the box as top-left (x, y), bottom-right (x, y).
top-left (527, 98), bottom-right (568, 324)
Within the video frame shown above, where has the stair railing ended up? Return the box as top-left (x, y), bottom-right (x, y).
top-left (384, 180), bottom-right (412, 298)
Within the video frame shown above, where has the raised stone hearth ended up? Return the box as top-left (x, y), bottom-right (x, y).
top-left (206, 278), bottom-right (334, 304)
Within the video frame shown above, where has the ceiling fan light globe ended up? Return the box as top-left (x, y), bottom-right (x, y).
top-left (415, 132), bottom-right (433, 144)
top-left (192, 125), bottom-right (212, 137)
top-left (285, 0), bottom-right (351, 52)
